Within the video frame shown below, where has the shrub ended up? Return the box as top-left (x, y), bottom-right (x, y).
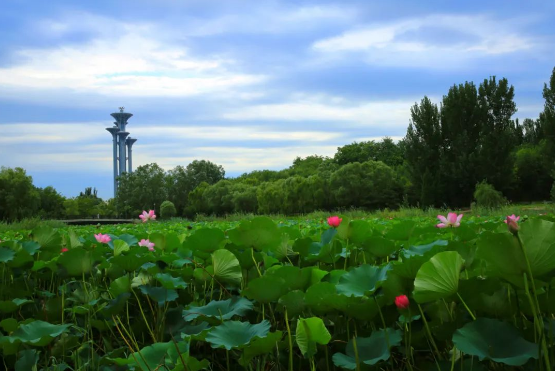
top-left (551, 181), bottom-right (555, 202)
top-left (473, 181), bottom-right (506, 209)
top-left (160, 200), bottom-right (177, 219)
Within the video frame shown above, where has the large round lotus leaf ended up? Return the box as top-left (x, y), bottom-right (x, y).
top-left (155, 273), bottom-right (188, 289)
top-left (15, 349), bottom-right (39, 371)
top-left (110, 253), bottom-right (152, 272)
top-left (148, 232), bottom-right (166, 252)
top-left (334, 296), bottom-right (380, 321)
top-left (124, 340), bottom-right (189, 371)
top-left (117, 234), bottom-right (138, 247)
top-left (57, 248), bottom-right (97, 277)
top-left (181, 228), bottom-right (225, 259)
top-left (452, 318), bottom-right (538, 366)
top-left (266, 266), bottom-right (311, 291)
top-left (385, 220), bottom-right (416, 241)
top-left (21, 241), bottom-right (41, 255)
top-left (363, 237), bottom-right (398, 258)
top-left (277, 290), bottom-right (305, 317)
top-left (227, 217), bottom-right (281, 252)
top-left (0, 247), bottom-right (15, 263)
top-left (164, 232), bottom-right (182, 253)
top-left (413, 251), bottom-right (464, 303)
top-left (519, 219), bottom-right (555, 277)
top-left (101, 293), bottom-right (131, 317)
top-left (139, 286), bottom-right (178, 306)
top-left (476, 232), bottom-right (525, 286)
top-left (212, 249), bottom-right (242, 285)
top-left (205, 320), bottom-right (270, 350)
top-left (402, 240), bottom-right (448, 259)
top-left (113, 240), bottom-right (130, 256)
top-left (293, 237), bottom-right (314, 258)
top-left (2, 320), bottom-right (70, 346)
top-left (304, 282), bottom-right (338, 314)
top-left (332, 328), bottom-right (402, 369)
top-left (239, 331), bottom-right (283, 366)
top-left (336, 264), bottom-right (391, 297)
top-left (243, 275), bottom-right (287, 303)
top-left (32, 226), bottom-right (61, 252)
top-left (296, 317), bottom-right (331, 358)
top-left (182, 297), bottom-right (253, 322)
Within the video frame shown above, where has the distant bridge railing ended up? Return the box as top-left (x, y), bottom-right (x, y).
top-left (57, 219), bottom-right (136, 225)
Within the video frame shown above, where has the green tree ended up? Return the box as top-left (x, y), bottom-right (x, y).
top-left (476, 76), bottom-right (518, 195)
top-left (231, 184), bottom-right (258, 213)
top-left (334, 138), bottom-right (404, 167)
top-left (184, 181), bottom-right (210, 217)
top-left (38, 186), bottom-right (65, 219)
top-left (330, 161), bottom-right (402, 209)
top-left (404, 96), bottom-right (442, 207)
top-left (203, 180), bottom-right (235, 215)
top-left (513, 144), bottom-right (552, 201)
top-left (116, 163), bottom-right (168, 217)
top-left (0, 167), bottom-right (40, 221)
top-left (439, 81), bottom-right (483, 206)
top-left (257, 180), bottom-right (286, 214)
top-left (160, 200), bottom-right (177, 219)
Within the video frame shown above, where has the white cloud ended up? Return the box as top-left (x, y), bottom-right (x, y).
top-left (312, 14), bottom-right (539, 68)
top-left (0, 15), bottom-right (265, 97)
top-left (221, 97), bottom-right (414, 129)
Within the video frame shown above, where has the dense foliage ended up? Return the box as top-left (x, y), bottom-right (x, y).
top-left (1, 213), bottom-right (555, 370)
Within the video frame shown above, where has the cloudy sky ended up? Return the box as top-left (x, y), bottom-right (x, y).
top-left (1, 0), bottom-right (554, 199)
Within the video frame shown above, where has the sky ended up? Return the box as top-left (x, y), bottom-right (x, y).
top-left (0, 0), bottom-right (554, 199)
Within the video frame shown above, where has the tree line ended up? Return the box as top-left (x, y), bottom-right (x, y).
top-left (1, 67), bottom-right (554, 221)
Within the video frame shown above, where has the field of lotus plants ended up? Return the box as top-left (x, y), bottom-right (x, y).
top-left (0, 210), bottom-right (554, 370)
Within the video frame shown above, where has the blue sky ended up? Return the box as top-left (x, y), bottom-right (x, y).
top-left (0, 0), bottom-right (554, 199)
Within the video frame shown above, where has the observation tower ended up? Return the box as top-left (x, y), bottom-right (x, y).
top-left (106, 107), bottom-right (137, 198)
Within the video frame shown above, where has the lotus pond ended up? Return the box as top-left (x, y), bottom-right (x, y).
top-left (1, 214), bottom-right (555, 371)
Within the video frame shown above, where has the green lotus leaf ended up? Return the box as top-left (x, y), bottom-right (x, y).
top-left (385, 220), bottom-right (416, 241)
top-left (110, 252), bottom-right (152, 272)
top-left (205, 320), bottom-right (271, 350)
top-left (181, 228), bottom-right (225, 259)
top-left (139, 286), bottom-right (178, 306)
top-left (296, 317), bottom-right (331, 358)
top-left (212, 249), bottom-right (242, 285)
top-left (452, 318), bottom-right (538, 366)
top-left (102, 293), bottom-right (131, 317)
top-left (32, 226), bottom-right (61, 252)
top-left (476, 232), bottom-right (525, 285)
top-left (332, 328), bottom-right (402, 369)
top-left (413, 251), bottom-right (464, 303)
top-left (519, 219), bottom-right (555, 277)
top-left (1, 320), bottom-right (70, 346)
top-left (277, 290), bottom-right (305, 318)
top-left (266, 266), bottom-right (311, 291)
top-left (182, 297), bottom-right (253, 322)
top-left (113, 239), bottom-right (129, 256)
top-left (57, 248), bottom-right (97, 277)
top-left (148, 232), bottom-right (166, 252)
top-left (15, 349), bottom-right (39, 371)
top-left (239, 331), bottom-right (283, 366)
top-left (124, 340), bottom-right (189, 370)
top-left (155, 272), bottom-right (188, 289)
top-left (243, 275), bottom-right (287, 303)
top-left (0, 247), bottom-right (15, 263)
top-left (336, 264), bottom-right (391, 297)
top-left (21, 241), bottom-right (41, 255)
top-left (363, 236), bottom-right (398, 258)
top-left (117, 234), bottom-right (138, 247)
top-left (227, 217), bottom-right (281, 252)
top-left (109, 275), bottom-right (131, 296)
top-left (304, 282), bottom-right (338, 314)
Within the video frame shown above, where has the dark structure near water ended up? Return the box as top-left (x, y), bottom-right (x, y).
top-left (106, 107), bottom-right (137, 198)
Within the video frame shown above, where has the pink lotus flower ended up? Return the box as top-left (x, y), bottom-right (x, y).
top-left (139, 239), bottom-right (155, 251)
top-left (327, 216), bottom-right (342, 228)
top-left (436, 213), bottom-right (463, 228)
top-left (60, 247), bottom-right (68, 253)
top-left (395, 295), bottom-right (410, 309)
top-left (139, 210), bottom-right (156, 223)
top-left (94, 233), bottom-right (111, 244)
top-left (504, 214), bottom-right (520, 234)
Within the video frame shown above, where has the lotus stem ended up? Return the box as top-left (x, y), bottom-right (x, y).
top-left (456, 293), bottom-right (476, 321)
top-left (417, 303), bottom-right (442, 360)
top-left (352, 335), bottom-right (361, 371)
top-left (285, 308), bottom-right (294, 371)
